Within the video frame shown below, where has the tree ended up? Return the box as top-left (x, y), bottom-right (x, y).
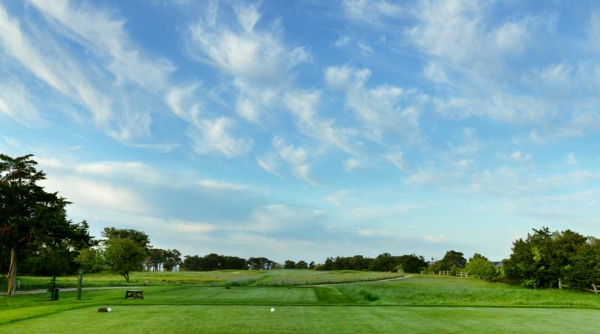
top-left (163, 249), bottom-right (182, 272)
top-left (75, 247), bottom-right (106, 273)
top-left (180, 255), bottom-right (202, 271)
top-left (247, 257), bottom-right (273, 270)
top-left (101, 227), bottom-right (150, 251)
top-left (0, 154), bottom-right (93, 295)
top-left (284, 260), bottom-right (296, 269)
top-left (465, 254), bottom-right (496, 278)
top-left (147, 248), bottom-right (166, 271)
top-left (397, 254), bottom-right (428, 273)
top-left (296, 260), bottom-right (308, 269)
top-left (503, 227), bottom-right (588, 288)
top-left (440, 250), bottom-right (467, 270)
top-left (564, 237), bottom-right (600, 291)
top-left (104, 238), bottom-right (146, 282)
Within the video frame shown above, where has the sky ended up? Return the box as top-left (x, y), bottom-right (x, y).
top-left (1, 0), bottom-right (600, 264)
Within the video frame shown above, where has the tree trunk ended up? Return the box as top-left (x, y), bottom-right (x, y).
top-left (592, 283), bottom-right (598, 294)
top-left (7, 248), bottom-right (17, 296)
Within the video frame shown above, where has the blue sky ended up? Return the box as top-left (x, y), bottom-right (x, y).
top-left (1, 0), bottom-right (599, 263)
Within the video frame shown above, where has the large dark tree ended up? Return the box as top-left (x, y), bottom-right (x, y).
top-left (0, 154), bottom-right (93, 295)
top-left (397, 254), bottom-right (428, 273)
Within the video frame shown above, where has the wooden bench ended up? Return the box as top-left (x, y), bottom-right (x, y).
top-left (125, 290), bottom-right (144, 299)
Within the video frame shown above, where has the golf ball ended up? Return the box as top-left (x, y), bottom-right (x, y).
top-left (107, 308), bottom-right (112, 312)
top-left (270, 308), bottom-right (275, 313)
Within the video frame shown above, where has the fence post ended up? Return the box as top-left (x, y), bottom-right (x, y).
top-left (77, 271), bottom-right (83, 300)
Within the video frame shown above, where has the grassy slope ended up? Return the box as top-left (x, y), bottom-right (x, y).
top-left (336, 275), bottom-right (600, 308)
top-left (4, 270), bottom-right (401, 289)
top-left (2, 273), bottom-right (600, 333)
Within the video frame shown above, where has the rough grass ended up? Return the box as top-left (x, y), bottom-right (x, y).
top-left (335, 275), bottom-right (600, 308)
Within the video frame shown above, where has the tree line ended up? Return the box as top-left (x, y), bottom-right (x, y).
top-left (2, 154), bottom-right (600, 294)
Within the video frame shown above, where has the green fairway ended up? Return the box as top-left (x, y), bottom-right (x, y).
top-left (2, 305), bottom-right (599, 334)
top-left (2, 273), bottom-right (600, 333)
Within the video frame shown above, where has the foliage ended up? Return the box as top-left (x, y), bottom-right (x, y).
top-left (284, 260), bottom-right (296, 269)
top-left (101, 227), bottom-right (150, 251)
top-left (465, 255), bottom-right (497, 278)
top-left (146, 248), bottom-right (182, 272)
top-left (317, 253), bottom-right (428, 272)
top-left (562, 237), bottom-right (600, 290)
top-left (296, 260), bottom-right (308, 269)
top-left (103, 239), bottom-right (146, 282)
top-left (246, 257), bottom-right (274, 270)
top-left (75, 247), bottom-right (106, 273)
top-left (180, 253), bottom-right (247, 271)
top-left (428, 250), bottom-right (466, 273)
top-left (0, 154), bottom-right (93, 294)
top-left (503, 227), bottom-right (591, 289)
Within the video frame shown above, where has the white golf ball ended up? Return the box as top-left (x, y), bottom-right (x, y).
top-left (270, 308), bottom-right (275, 313)
top-left (107, 308), bottom-right (112, 312)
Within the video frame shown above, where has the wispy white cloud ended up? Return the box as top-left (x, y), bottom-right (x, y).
top-left (326, 65), bottom-right (425, 145)
top-left (384, 151), bottom-right (405, 171)
top-left (186, 4), bottom-right (308, 83)
top-left (185, 1), bottom-right (312, 126)
top-left (284, 90), bottom-right (359, 155)
top-left (256, 153), bottom-right (281, 178)
top-left (506, 151), bottom-right (533, 163)
top-left (343, 158), bottom-right (362, 172)
top-left (0, 2), bottom-right (169, 142)
top-left (30, 0), bottom-right (175, 91)
top-left (272, 137), bottom-right (316, 185)
top-left (326, 189), bottom-right (353, 206)
top-left (198, 178), bottom-right (250, 192)
top-left (566, 152), bottom-right (578, 165)
top-left (166, 82), bottom-right (253, 158)
top-left (41, 174), bottom-right (151, 215)
top-left (189, 117), bottom-right (254, 158)
top-left (347, 203), bottom-right (431, 222)
top-left (343, 0), bottom-right (404, 27)
top-left (0, 79), bottom-right (42, 126)
top-left (3, 136), bottom-right (20, 147)
top-left (334, 35), bottom-right (351, 47)
top-left (422, 234), bottom-right (446, 243)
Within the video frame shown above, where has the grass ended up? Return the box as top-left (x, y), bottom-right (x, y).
top-left (336, 275), bottom-right (600, 308)
top-left (2, 272), bottom-right (600, 333)
top-left (3, 269), bottom-right (402, 290)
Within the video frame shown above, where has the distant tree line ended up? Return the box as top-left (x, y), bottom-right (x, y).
top-left (317, 253), bottom-right (428, 273)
